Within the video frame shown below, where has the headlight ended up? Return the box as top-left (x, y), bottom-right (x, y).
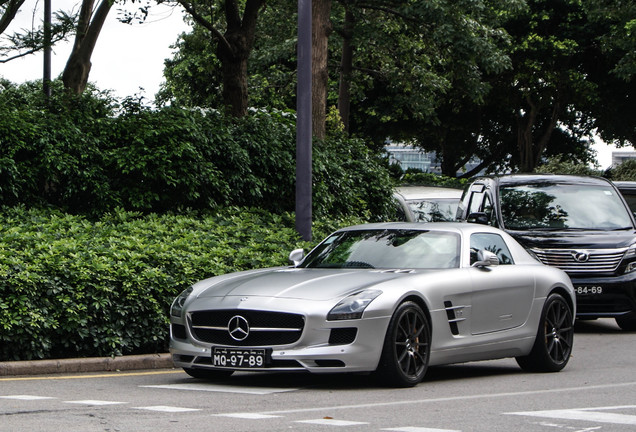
top-left (625, 243), bottom-right (636, 274)
top-left (327, 290), bottom-right (382, 320)
top-left (170, 287), bottom-right (194, 317)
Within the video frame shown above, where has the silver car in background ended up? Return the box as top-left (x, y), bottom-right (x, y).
top-left (393, 186), bottom-right (462, 222)
top-left (170, 223), bottom-right (575, 387)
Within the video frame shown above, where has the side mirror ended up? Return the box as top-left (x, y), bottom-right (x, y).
top-left (468, 212), bottom-right (489, 225)
top-left (472, 250), bottom-right (500, 268)
top-left (289, 249), bottom-right (305, 266)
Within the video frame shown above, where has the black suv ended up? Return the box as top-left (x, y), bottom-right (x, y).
top-left (456, 174), bottom-right (636, 330)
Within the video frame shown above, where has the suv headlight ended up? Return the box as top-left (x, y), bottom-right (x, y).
top-left (327, 290), bottom-right (382, 320)
top-left (171, 287), bottom-right (194, 317)
top-left (624, 244), bottom-right (636, 274)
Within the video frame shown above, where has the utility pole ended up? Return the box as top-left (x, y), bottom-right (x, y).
top-left (296, 0), bottom-right (312, 241)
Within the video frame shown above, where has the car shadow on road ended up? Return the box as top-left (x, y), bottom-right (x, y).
top-left (574, 317), bottom-right (622, 334)
top-left (172, 359), bottom-right (522, 391)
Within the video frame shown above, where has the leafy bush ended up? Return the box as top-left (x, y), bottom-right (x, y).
top-left (0, 207), bottom-right (360, 361)
top-left (606, 159), bottom-right (636, 181)
top-left (534, 157), bottom-right (604, 177)
top-left (0, 80), bottom-right (395, 220)
top-left (399, 171), bottom-right (469, 189)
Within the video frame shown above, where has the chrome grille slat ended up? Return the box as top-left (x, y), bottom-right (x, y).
top-left (188, 310), bottom-right (305, 346)
top-left (531, 248), bottom-right (626, 272)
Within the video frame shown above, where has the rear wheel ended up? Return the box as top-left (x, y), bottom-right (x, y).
top-left (615, 312), bottom-right (636, 331)
top-left (183, 368), bottom-right (234, 380)
top-left (516, 293), bottom-right (574, 372)
top-left (376, 301), bottom-right (430, 387)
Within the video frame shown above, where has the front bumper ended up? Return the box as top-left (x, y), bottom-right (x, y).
top-left (569, 272), bottom-right (636, 318)
top-left (169, 315), bottom-right (391, 374)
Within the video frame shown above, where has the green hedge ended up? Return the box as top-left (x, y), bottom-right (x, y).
top-left (0, 80), bottom-right (395, 220)
top-left (0, 207), bottom-right (361, 361)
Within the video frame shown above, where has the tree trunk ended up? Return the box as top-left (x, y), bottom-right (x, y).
top-left (312, 0), bottom-right (332, 140)
top-left (179, 0), bottom-right (264, 117)
top-left (0, 0), bottom-right (26, 36)
top-left (217, 33), bottom-right (250, 117)
top-left (62, 0), bottom-right (112, 95)
top-left (337, 7), bottom-right (354, 132)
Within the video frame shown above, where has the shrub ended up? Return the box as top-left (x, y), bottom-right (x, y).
top-left (0, 207), bottom-right (360, 361)
top-left (0, 81), bottom-right (395, 220)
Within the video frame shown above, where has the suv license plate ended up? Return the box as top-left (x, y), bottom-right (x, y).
top-left (575, 286), bottom-right (603, 295)
top-left (212, 348), bottom-right (268, 368)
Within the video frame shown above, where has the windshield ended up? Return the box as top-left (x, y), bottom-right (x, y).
top-left (299, 229), bottom-right (460, 269)
top-left (499, 183), bottom-right (633, 230)
top-left (407, 199), bottom-right (459, 222)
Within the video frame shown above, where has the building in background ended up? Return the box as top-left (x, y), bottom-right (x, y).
top-left (385, 143), bottom-right (482, 176)
top-left (612, 151), bottom-right (636, 166)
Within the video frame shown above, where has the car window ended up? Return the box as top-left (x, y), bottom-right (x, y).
top-left (300, 229), bottom-right (461, 269)
top-left (470, 233), bottom-right (514, 265)
top-left (468, 190), bottom-right (485, 215)
top-left (499, 183), bottom-right (633, 230)
top-left (407, 199), bottom-right (459, 222)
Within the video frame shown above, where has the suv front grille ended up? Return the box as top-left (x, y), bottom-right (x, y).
top-left (188, 310), bottom-right (304, 346)
top-left (531, 248), bottom-right (626, 272)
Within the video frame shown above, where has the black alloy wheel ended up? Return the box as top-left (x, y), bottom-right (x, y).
top-left (516, 293), bottom-right (574, 372)
top-left (376, 301), bottom-right (431, 387)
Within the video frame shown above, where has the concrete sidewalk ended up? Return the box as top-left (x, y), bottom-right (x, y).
top-left (0, 353), bottom-right (173, 376)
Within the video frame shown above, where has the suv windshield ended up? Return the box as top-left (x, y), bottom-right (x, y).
top-left (499, 183), bottom-right (633, 230)
top-left (299, 229), bottom-right (460, 269)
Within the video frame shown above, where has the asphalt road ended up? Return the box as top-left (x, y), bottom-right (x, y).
top-left (1, 319), bottom-right (635, 432)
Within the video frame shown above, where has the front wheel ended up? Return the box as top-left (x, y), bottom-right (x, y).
top-left (516, 293), bottom-right (574, 372)
top-left (616, 312), bottom-right (636, 331)
top-left (376, 301), bottom-right (430, 387)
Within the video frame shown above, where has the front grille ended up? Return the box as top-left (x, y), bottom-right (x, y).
top-left (531, 248), bottom-right (626, 273)
top-left (188, 310), bottom-right (304, 346)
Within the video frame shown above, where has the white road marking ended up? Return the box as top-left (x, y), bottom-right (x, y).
top-left (134, 405), bottom-right (201, 413)
top-left (0, 395), bottom-right (55, 400)
top-left (142, 383), bottom-right (299, 395)
top-left (508, 405), bottom-right (636, 426)
top-left (251, 381), bottom-right (636, 416)
top-left (64, 400), bottom-right (126, 406)
top-left (295, 418), bottom-right (369, 426)
top-left (383, 428), bottom-right (462, 432)
top-left (215, 413), bottom-right (282, 419)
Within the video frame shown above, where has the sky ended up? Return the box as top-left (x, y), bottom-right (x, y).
top-left (0, 0), bottom-right (190, 99)
top-left (1, 1), bottom-right (632, 169)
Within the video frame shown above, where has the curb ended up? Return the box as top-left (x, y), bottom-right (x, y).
top-left (0, 353), bottom-right (173, 377)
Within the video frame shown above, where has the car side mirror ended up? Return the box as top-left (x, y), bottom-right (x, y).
top-left (289, 249), bottom-right (305, 266)
top-left (468, 212), bottom-right (489, 225)
top-left (472, 250), bottom-right (500, 268)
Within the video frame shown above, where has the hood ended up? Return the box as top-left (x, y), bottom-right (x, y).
top-left (509, 229), bottom-right (636, 249)
top-left (194, 268), bottom-right (411, 301)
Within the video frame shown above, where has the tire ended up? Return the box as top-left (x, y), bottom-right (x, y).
top-left (615, 312), bottom-right (636, 331)
top-left (183, 368), bottom-right (234, 380)
top-left (516, 293), bottom-right (574, 372)
top-left (376, 301), bottom-right (431, 387)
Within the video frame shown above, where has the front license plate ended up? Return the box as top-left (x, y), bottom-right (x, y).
top-left (212, 347), bottom-right (269, 368)
top-left (575, 285), bottom-right (603, 295)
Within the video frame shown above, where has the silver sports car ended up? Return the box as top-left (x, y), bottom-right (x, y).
top-left (170, 222), bottom-right (575, 387)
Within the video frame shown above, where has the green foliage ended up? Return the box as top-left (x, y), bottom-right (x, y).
top-left (399, 171), bottom-right (469, 189)
top-left (0, 80), bottom-right (394, 220)
top-left (0, 207), bottom-right (361, 361)
top-left (534, 157), bottom-right (603, 177)
top-left (607, 160), bottom-right (636, 181)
